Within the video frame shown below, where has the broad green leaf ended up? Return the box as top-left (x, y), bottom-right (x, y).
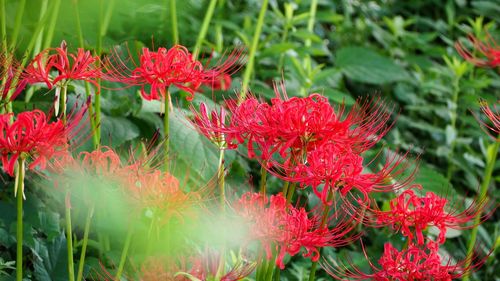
top-left (169, 110), bottom-right (219, 185)
top-left (336, 46), bottom-right (410, 84)
top-left (100, 115), bottom-right (140, 147)
top-left (33, 234), bottom-right (69, 281)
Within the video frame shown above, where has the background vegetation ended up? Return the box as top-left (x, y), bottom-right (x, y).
top-left (1, 0), bottom-right (498, 280)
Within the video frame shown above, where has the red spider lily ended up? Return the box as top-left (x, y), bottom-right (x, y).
top-left (227, 83), bottom-right (394, 161)
top-left (322, 240), bottom-right (486, 281)
top-left (104, 45), bottom-right (244, 101)
top-left (0, 110), bottom-right (68, 175)
top-left (474, 100), bottom-right (500, 140)
top-left (23, 41), bottom-right (101, 90)
top-left (455, 32), bottom-right (500, 68)
top-left (1, 53), bottom-right (27, 103)
top-left (0, 110), bottom-right (69, 195)
top-left (233, 192), bottom-right (357, 269)
top-left (373, 188), bottom-right (488, 245)
top-left (287, 144), bottom-right (414, 205)
top-left (190, 102), bottom-right (238, 149)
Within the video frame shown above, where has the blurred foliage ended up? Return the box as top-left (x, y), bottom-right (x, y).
top-left (0, 0), bottom-right (499, 280)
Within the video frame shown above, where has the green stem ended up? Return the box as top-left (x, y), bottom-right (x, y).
top-left (61, 85), bottom-right (67, 123)
top-left (163, 90), bottom-right (170, 171)
top-left (300, 0), bottom-right (318, 96)
top-left (217, 148), bottom-right (225, 210)
top-left (276, 4), bottom-right (293, 72)
top-left (15, 158), bottom-right (25, 281)
top-left (73, 0), bottom-right (85, 47)
top-left (24, 0), bottom-right (48, 103)
top-left (115, 227), bottom-right (133, 280)
top-left (462, 138), bottom-right (499, 281)
top-left (238, 0), bottom-right (269, 102)
top-left (65, 196), bottom-right (75, 281)
top-left (446, 76), bottom-right (460, 180)
top-left (42, 0), bottom-right (61, 50)
top-left (0, 0), bottom-right (6, 53)
top-left (214, 0), bottom-right (225, 53)
top-left (94, 0), bottom-right (115, 145)
top-left (76, 207), bottom-right (93, 281)
top-left (259, 166), bottom-right (268, 196)
top-left (170, 0), bottom-right (179, 44)
top-left (308, 190), bottom-right (334, 281)
top-left (192, 0), bottom-right (218, 59)
top-left (9, 0), bottom-right (26, 50)
top-left (285, 182), bottom-right (296, 204)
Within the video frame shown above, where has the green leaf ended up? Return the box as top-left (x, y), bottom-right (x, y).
top-left (169, 110), bottom-right (219, 185)
top-left (336, 46), bottom-right (410, 84)
top-left (33, 234), bottom-right (69, 281)
top-left (100, 115), bottom-right (141, 147)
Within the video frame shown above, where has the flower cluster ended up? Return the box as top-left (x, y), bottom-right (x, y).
top-left (374, 187), bottom-right (485, 244)
top-left (324, 241), bottom-right (469, 281)
top-left (221, 83), bottom-right (412, 204)
top-left (0, 110), bottom-right (68, 177)
top-left (233, 192), bottom-right (355, 269)
top-left (104, 45), bottom-right (244, 101)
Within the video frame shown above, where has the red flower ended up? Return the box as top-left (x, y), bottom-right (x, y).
top-left (455, 32), bottom-right (500, 68)
top-left (227, 83), bottom-right (412, 204)
top-left (233, 192), bottom-right (356, 269)
top-left (23, 41), bottom-right (101, 90)
top-left (190, 102), bottom-right (238, 149)
top-left (0, 110), bottom-right (69, 177)
top-left (374, 188), bottom-right (486, 245)
top-left (104, 45), bottom-right (244, 101)
top-left (323, 240), bottom-right (484, 281)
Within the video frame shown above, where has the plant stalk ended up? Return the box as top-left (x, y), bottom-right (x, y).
top-left (163, 90), bottom-right (171, 172)
top-left (65, 195), bottom-right (75, 281)
top-left (238, 0), bottom-right (269, 102)
top-left (9, 0), bottom-right (26, 50)
top-left (76, 207), bottom-right (94, 281)
top-left (462, 138), bottom-right (499, 281)
top-left (308, 190), bottom-right (333, 281)
top-left (115, 227), bottom-right (134, 280)
top-left (170, 0), bottom-right (179, 44)
top-left (15, 158), bottom-right (25, 281)
top-left (193, 0), bottom-right (218, 59)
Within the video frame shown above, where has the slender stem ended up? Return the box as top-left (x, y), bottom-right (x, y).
top-left (0, 0), bottom-right (7, 53)
top-left (73, 0), bottom-right (85, 47)
top-left (446, 76), bottom-right (460, 180)
top-left (238, 0), bottom-right (269, 102)
top-left (217, 148), bottom-right (225, 210)
top-left (192, 0), bottom-right (218, 59)
top-left (259, 166), bottom-right (268, 196)
top-left (214, 0), bottom-right (225, 53)
top-left (65, 195), bottom-right (75, 281)
top-left (115, 227), bottom-right (134, 280)
top-left (61, 84), bottom-right (67, 124)
top-left (76, 207), bottom-right (94, 281)
top-left (9, 0), bottom-right (26, 50)
top-left (42, 0), bottom-right (61, 50)
top-left (308, 190), bottom-right (334, 281)
top-left (300, 0), bottom-right (318, 96)
top-left (15, 158), bottom-right (25, 281)
top-left (170, 0), bottom-right (179, 44)
top-left (277, 4), bottom-right (293, 72)
top-left (282, 181), bottom-right (290, 198)
top-left (94, 0), bottom-right (115, 145)
top-left (163, 90), bottom-right (171, 171)
top-left (24, 0), bottom-right (49, 103)
top-left (285, 182), bottom-right (296, 204)
top-left (462, 138), bottom-right (499, 281)
top-left (72, 0), bottom-right (99, 148)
